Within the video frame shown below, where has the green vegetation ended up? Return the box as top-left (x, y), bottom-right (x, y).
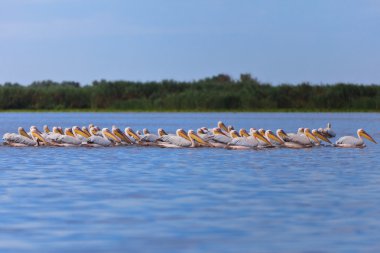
top-left (0, 74), bottom-right (379, 111)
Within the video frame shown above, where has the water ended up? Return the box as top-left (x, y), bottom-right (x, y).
top-left (0, 113), bottom-right (379, 253)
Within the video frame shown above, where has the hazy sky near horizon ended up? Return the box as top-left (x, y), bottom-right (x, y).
top-left (1, 0), bottom-right (380, 85)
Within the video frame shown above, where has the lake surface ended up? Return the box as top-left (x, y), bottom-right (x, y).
top-left (0, 112), bottom-right (379, 253)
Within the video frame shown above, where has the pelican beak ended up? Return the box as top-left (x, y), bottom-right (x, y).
top-left (214, 128), bottom-right (228, 136)
top-left (189, 132), bottom-right (209, 146)
top-left (267, 131), bottom-right (284, 144)
top-left (360, 130), bottom-right (377, 144)
top-left (82, 127), bottom-right (91, 137)
top-left (66, 129), bottom-right (75, 137)
top-left (230, 131), bottom-right (240, 138)
top-left (114, 128), bottom-right (132, 144)
top-left (218, 121), bottom-right (228, 132)
top-left (74, 128), bottom-right (90, 138)
top-left (31, 130), bottom-right (46, 144)
top-left (57, 127), bottom-right (64, 135)
top-left (126, 128), bottom-right (141, 141)
top-left (277, 130), bottom-right (288, 140)
top-left (313, 130), bottom-right (332, 144)
top-left (158, 129), bottom-right (168, 136)
top-left (253, 132), bottom-right (272, 146)
top-left (19, 128), bottom-right (31, 139)
top-left (239, 129), bottom-right (250, 137)
top-left (104, 129), bottom-right (121, 143)
top-left (178, 129), bottom-right (191, 141)
top-left (305, 130), bottom-right (320, 144)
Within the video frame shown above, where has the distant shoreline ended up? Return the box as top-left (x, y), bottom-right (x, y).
top-left (1, 75), bottom-right (379, 111)
top-left (0, 109), bottom-right (378, 113)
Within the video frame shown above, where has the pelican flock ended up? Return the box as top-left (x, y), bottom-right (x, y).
top-left (2, 122), bottom-right (377, 149)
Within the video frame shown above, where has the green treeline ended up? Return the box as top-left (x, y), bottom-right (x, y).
top-left (0, 74), bottom-right (379, 111)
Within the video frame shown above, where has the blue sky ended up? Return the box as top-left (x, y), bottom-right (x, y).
top-left (1, 0), bottom-right (379, 85)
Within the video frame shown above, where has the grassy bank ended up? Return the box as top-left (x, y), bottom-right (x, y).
top-left (1, 74), bottom-right (379, 112)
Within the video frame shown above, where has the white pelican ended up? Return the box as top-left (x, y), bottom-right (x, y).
top-left (43, 125), bottom-right (51, 133)
top-left (227, 129), bottom-right (272, 149)
top-left (217, 121), bottom-right (229, 133)
top-left (197, 128), bottom-right (214, 142)
top-left (140, 128), bottom-right (161, 143)
top-left (112, 126), bottom-right (133, 144)
top-left (125, 127), bottom-right (141, 142)
top-left (265, 130), bottom-right (285, 146)
top-left (279, 128), bottom-right (320, 148)
top-left (211, 127), bottom-right (232, 144)
top-left (87, 128), bottom-right (121, 147)
top-left (311, 129), bottom-right (332, 145)
top-left (335, 129), bottom-right (376, 148)
top-left (2, 127), bottom-right (45, 146)
top-left (159, 129), bottom-right (211, 148)
top-left (320, 123), bottom-right (336, 138)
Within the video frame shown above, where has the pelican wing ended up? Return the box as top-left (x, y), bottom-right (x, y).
top-left (87, 136), bottom-right (112, 146)
top-left (229, 137), bottom-right (258, 148)
top-left (212, 134), bottom-right (231, 144)
top-left (198, 133), bottom-right (214, 142)
top-left (286, 134), bottom-right (311, 145)
top-left (160, 135), bottom-right (191, 147)
top-left (323, 124), bottom-right (336, 137)
top-left (335, 136), bottom-right (364, 146)
top-left (56, 135), bottom-right (82, 145)
top-left (3, 133), bottom-right (37, 146)
top-left (140, 134), bottom-right (160, 142)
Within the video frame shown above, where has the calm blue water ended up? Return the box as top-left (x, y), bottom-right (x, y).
top-left (0, 113), bottom-right (379, 253)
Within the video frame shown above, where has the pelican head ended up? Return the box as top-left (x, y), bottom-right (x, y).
top-left (298, 128), bottom-right (305, 134)
top-left (143, 128), bottom-right (150, 134)
top-left (312, 129), bottom-right (332, 144)
top-left (213, 127), bottom-right (227, 136)
top-left (57, 127), bottom-right (64, 135)
top-left (125, 127), bottom-right (141, 141)
top-left (239, 128), bottom-right (250, 137)
top-left (52, 127), bottom-right (61, 134)
top-left (197, 128), bottom-right (205, 135)
top-left (252, 130), bottom-right (272, 146)
top-left (258, 128), bottom-right (265, 136)
top-left (72, 126), bottom-right (90, 138)
top-left (43, 125), bottom-right (50, 133)
top-left (176, 129), bottom-right (190, 141)
top-left (65, 128), bottom-right (75, 137)
top-left (136, 130), bottom-right (142, 135)
top-left (304, 128), bottom-right (319, 144)
top-left (88, 123), bottom-right (94, 129)
top-left (82, 126), bottom-right (91, 137)
top-left (158, 128), bottom-right (168, 137)
top-left (229, 130), bottom-right (240, 138)
top-left (89, 126), bottom-right (99, 136)
top-left (265, 130), bottom-right (284, 144)
top-left (102, 128), bottom-right (121, 143)
top-left (276, 129), bottom-right (288, 140)
top-left (201, 127), bottom-right (209, 133)
top-left (217, 121), bottom-right (228, 132)
top-left (227, 125), bottom-right (234, 132)
top-left (17, 127), bottom-right (29, 138)
top-left (188, 130), bottom-right (209, 146)
top-left (112, 126), bottom-right (132, 144)
top-left (30, 126), bottom-right (43, 135)
top-left (30, 128), bottom-right (47, 144)
top-left (358, 129), bottom-right (377, 143)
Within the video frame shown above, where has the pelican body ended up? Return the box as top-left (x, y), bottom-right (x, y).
top-left (335, 129), bottom-right (376, 148)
